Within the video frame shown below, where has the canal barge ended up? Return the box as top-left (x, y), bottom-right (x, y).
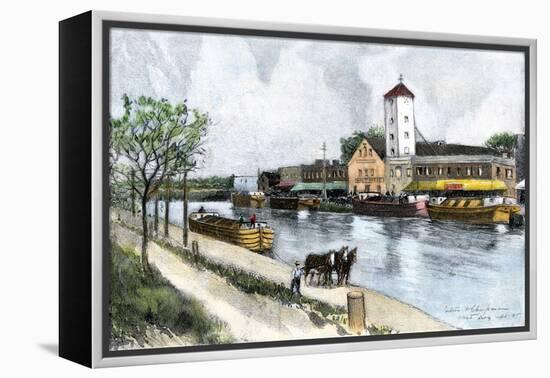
top-left (428, 197), bottom-right (520, 224)
top-left (352, 195), bottom-right (429, 218)
top-left (188, 212), bottom-right (274, 252)
top-left (269, 196), bottom-right (299, 210)
top-left (231, 192), bottom-right (266, 208)
top-left (298, 196), bottom-right (321, 211)
top-left (269, 195), bottom-right (321, 210)
top-left (405, 180), bottom-right (520, 225)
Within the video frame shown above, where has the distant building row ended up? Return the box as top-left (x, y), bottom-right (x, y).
top-left (347, 137), bottom-right (518, 197)
top-left (346, 78), bottom-right (520, 198)
top-left (238, 78), bottom-right (524, 199)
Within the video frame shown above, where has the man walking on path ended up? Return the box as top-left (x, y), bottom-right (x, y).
top-left (290, 261), bottom-right (304, 297)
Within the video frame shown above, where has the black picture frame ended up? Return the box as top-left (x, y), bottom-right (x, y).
top-left (59, 10), bottom-right (537, 368)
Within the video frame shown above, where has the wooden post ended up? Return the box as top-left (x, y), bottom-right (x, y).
top-left (154, 196), bottom-right (159, 236)
top-left (191, 240), bottom-right (199, 266)
top-left (130, 169), bottom-right (136, 217)
top-left (183, 171), bottom-right (189, 247)
top-left (164, 176), bottom-right (170, 237)
top-left (347, 291), bottom-right (366, 334)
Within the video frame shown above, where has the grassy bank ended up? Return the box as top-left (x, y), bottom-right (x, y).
top-left (319, 202), bottom-right (352, 213)
top-left (117, 220), bottom-right (347, 319)
top-left (158, 238), bottom-right (346, 319)
top-left (115, 217), bottom-right (400, 335)
top-left (110, 242), bottom-right (231, 349)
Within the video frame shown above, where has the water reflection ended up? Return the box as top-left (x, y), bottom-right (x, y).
top-left (148, 200), bottom-right (525, 330)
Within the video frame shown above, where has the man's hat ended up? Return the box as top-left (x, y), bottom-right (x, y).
top-left (294, 261), bottom-right (300, 266)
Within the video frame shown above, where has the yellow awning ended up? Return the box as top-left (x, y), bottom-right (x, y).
top-left (403, 179), bottom-right (508, 192)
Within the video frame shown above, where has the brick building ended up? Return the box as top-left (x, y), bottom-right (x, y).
top-left (348, 77), bottom-right (517, 198)
top-left (278, 166), bottom-right (303, 182)
top-left (301, 159), bottom-right (348, 183)
top-left (347, 137), bottom-right (387, 194)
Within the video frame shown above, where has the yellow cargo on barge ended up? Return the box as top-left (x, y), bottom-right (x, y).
top-left (188, 212), bottom-right (274, 252)
top-left (404, 179), bottom-right (521, 225)
top-left (298, 196), bottom-right (321, 211)
top-left (428, 198), bottom-right (520, 224)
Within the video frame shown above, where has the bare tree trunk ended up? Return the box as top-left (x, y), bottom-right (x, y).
top-left (154, 196), bottom-right (159, 236)
top-left (140, 197), bottom-right (150, 272)
top-left (130, 169), bottom-right (136, 217)
top-left (183, 171), bottom-right (189, 247)
top-left (164, 177), bottom-right (170, 237)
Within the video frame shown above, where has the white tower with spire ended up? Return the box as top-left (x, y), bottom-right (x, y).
top-left (384, 74), bottom-right (416, 158)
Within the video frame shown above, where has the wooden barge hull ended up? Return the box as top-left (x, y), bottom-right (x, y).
top-left (428, 204), bottom-right (521, 224)
top-left (269, 196), bottom-right (299, 210)
top-left (189, 215), bottom-right (273, 252)
top-left (352, 199), bottom-right (429, 218)
top-left (298, 198), bottom-right (321, 211)
top-left (231, 193), bottom-right (266, 208)
top-left (270, 197), bottom-right (320, 210)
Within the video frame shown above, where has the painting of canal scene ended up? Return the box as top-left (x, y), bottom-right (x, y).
top-left (106, 25), bottom-right (527, 352)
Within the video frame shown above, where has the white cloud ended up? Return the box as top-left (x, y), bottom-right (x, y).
top-left (110, 29), bottom-right (525, 177)
top-left (186, 36), bottom-right (353, 176)
top-left (357, 45), bottom-right (525, 143)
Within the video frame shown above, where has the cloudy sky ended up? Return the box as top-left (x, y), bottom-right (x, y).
top-left (110, 28), bottom-right (525, 177)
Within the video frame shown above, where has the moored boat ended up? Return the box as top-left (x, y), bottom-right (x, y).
top-left (188, 212), bottom-right (274, 252)
top-left (404, 179), bottom-right (521, 225)
top-left (269, 196), bottom-right (299, 210)
top-left (352, 195), bottom-right (429, 218)
top-left (269, 195), bottom-right (321, 210)
top-left (428, 197), bottom-right (520, 224)
top-left (231, 192), bottom-right (266, 208)
top-left (298, 195), bottom-right (321, 211)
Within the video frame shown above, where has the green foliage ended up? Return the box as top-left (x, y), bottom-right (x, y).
top-left (115, 218), bottom-right (399, 336)
top-left (319, 202), bottom-right (352, 213)
top-left (154, 237), bottom-right (347, 318)
top-left (366, 125), bottom-right (385, 138)
top-left (367, 324), bottom-right (396, 335)
top-left (110, 95), bottom-right (210, 199)
top-left (340, 131), bottom-right (366, 164)
top-left (110, 95), bottom-right (211, 270)
top-left (116, 220), bottom-right (347, 318)
top-left (174, 175), bottom-right (235, 190)
top-left (484, 132), bottom-right (516, 154)
top-left (340, 126), bottom-right (384, 164)
top-left (110, 243), bottom-right (229, 348)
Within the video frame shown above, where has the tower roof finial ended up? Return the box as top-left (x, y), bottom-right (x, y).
top-left (384, 75), bottom-right (415, 98)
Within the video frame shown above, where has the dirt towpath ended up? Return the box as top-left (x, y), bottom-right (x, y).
top-left (115, 210), bottom-right (452, 333)
top-left (113, 223), bottom-right (345, 343)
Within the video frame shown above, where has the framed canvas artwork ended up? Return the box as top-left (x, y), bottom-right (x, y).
top-left (59, 10), bottom-right (537, 368)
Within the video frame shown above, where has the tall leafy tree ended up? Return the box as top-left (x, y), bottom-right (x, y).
top-left (366, 125), bottom-right (384, 139)
top-left (484, 132), bottom-right (516, 155)
top-left (110, 95), bottom-right (210, 272)
top-left (168, 111), bottom-right (209, 247)
top-left (340, 125), bottom-right (385, 164)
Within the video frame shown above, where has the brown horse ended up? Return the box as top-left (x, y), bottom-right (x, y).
top-left (336, 247), bottom-right (357, 285)
top-left (305, 246), bottom-right (351, 287)
top-left (304, 251), bottom-right (334, 286)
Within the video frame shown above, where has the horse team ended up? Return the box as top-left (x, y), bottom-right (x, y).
top-left (303, 246), bottom-right (358, 287)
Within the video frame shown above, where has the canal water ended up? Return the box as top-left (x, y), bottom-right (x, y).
top-left (150, 200), bottom-right (525, 330)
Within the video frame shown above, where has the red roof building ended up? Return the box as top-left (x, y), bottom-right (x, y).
top-left (383, 82), bottom-right (415, 98)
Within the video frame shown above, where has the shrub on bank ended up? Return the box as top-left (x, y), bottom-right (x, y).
top-left (319, 202), bottom-right (352, 213)
top-left (153, 238), bottom-right (347, 319)
top-left (110, 243), bottom-right (230, 348)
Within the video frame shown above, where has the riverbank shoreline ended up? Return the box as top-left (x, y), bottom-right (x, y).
top-left (112, 223), bottom-right (349, 345)
top-left (113, 208), bottom-right (453, 333)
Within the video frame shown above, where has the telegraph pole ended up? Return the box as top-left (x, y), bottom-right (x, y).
top-left (321, 142), bottom-right (327, 201)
